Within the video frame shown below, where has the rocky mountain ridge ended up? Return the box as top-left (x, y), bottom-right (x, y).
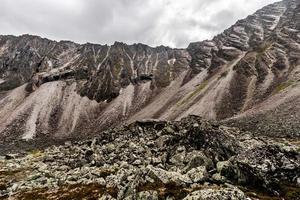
top-left (0, 0), bottom-right (300, 148)
top-left (0, 0), bottom-right (300, 199)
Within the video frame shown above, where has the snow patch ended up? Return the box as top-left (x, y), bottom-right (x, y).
top-left (97, 46), bottom-right (111, 70)
top-left (125, 51), bottom-right (137, 78)
top-left (153, 53), bottom-right (159, 71)
top-left (221, 46), bottom-right (238, 50)
top-left (285, 28), bottom-right (299, 33)
top-left (168, 58), bottom-right (176, 65)
top-left (47, 60), bottom-right (53, 68)
top-left (144, 54), bottom-right (152, 74)
top-left (203, 41), bottom-right (215, 47)
top-left (0, 79), bottom-right (5, 84)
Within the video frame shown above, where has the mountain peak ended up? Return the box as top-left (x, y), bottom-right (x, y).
top-left (0, 0), bottom-right (299, 146)
top-left (0, 1), bottom-right (300, 199)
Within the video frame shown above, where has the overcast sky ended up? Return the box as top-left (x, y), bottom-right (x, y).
top-left (0, 0), bottom-right (278, 48)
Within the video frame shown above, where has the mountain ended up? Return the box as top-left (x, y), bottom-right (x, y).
top-left (0, 0), bottom-right (300, 147)
top-left (0, 0), bottom-right (300, 199)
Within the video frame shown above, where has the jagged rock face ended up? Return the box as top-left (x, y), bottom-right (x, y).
top-left (0, 0), bottom-right (300, 145)
top-left (188, 0), bottom-right (292, 71)
top-left (0, 116), bottom-right (299, 199)
top-left (187, 0), bottom-right (300, 118)
top-left (77, 43), bottom-right (190, 102)
top-left (0, 36), bottom-right (190, 143)
top-left (0, 36), bottom-right (190, 101)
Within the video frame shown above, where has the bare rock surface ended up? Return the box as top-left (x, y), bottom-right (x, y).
top-left (0, 116), bottom-right (299, 199)
top-left (0, 0), bottom-right (300, 146)
top-left (0, 0), bottom-right (300, 199)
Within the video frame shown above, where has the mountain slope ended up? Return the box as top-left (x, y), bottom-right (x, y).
top-left (0, 0), bottom-right (300, 148)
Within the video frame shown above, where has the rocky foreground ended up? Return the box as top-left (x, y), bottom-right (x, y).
top-left (0, 116), bottom-right (299, 200)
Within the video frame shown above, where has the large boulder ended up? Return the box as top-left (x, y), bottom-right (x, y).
top-left (145, 165), bottom-right (192, 186)
top-left (183, 186), bottom-right (247, 200)
top-left (185, 166), bottom-right (208, 183)
top-left (221, 145), bottom-right (300, 195)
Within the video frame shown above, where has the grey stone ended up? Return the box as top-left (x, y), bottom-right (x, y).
top-left (185, 166), bottom-right (208, 183)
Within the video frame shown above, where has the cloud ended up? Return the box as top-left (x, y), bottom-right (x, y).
top-left (0, 0), bottom-right (278, 48)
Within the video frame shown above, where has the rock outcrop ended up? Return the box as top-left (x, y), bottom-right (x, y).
top-left (0, 116), bottom-right (299, 199)
top-left (0, 0), bottom-right (300, 199)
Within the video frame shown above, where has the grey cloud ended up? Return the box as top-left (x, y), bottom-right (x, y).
top-left (0, 0), bottom-right (278, 48)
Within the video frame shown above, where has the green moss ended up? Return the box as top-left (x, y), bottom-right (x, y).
top-left (285, 189), bottom-right (300, 200)
top-left (177, 80), bottom-right (208, 106)
top-left (12, 183), bottom-right (109, 200)
top-left (97, 167), bottom-right (117, 178)
top-left (28, 149), bottom-right (44, 158)
top-left (114, 62), bottom-right (122, 77)
top-left (0, 168), bottom-right (29, 186)
top-left (0, 170), bottom-right (22, 176)
top-left (273, 81), bottom-right (294, 94)
top-left (281, 184), bottom-right (300, 200)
